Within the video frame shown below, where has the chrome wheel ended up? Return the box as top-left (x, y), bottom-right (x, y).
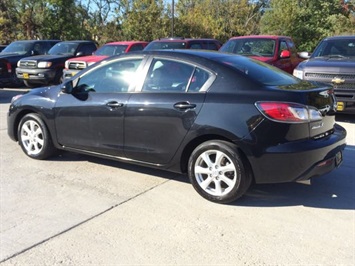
top-left (20, 120), bottom-right (44, 156)
top-left (194, 149), bottom-right (239, 197)
top-left (18, 114), bottom-right (56, 159)
top-left (188, 140), bottom-right (252, 203)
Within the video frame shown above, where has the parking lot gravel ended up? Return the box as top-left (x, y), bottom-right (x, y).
top-left (1, 88), bottom-right (354, 265)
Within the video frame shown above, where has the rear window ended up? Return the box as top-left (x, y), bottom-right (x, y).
top-left (144, 41), bottom-right (187, 50)
top-left (215, 55), bottom-right (299, 86)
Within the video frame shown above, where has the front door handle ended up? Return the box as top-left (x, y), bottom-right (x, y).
top-left (106, 101), bottom-right (124, 108)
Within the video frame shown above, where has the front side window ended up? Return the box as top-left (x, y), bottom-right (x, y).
top-left (75, 58), bottom-right (143, 93)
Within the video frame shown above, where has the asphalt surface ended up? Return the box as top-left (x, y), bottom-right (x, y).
top-left (1, 87), bottom-right (354, 265)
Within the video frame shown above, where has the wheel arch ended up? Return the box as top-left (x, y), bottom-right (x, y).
top-left (179, 134), bottom-right (255, 183)
top-left (12, 110), bottom-right (55, 144)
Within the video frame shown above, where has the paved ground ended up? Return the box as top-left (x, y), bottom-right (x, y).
top-left (1, 88), bottom-right (354, 265)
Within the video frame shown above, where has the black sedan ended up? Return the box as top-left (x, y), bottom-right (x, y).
top-left (7, 50), bottom-right (347, 203)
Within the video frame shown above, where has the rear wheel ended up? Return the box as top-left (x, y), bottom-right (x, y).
top-left (18, 113), bottom-right (57, 159)
top-left (188, 140), bottom-right (252, 204)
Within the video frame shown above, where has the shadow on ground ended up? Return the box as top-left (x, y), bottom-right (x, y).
top-left (50, 145), bottom-right (355, 211)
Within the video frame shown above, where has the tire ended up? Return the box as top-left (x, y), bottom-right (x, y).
top-left (18, 113), bottom-right (57, 160)
top-left (188, 140), bottom-right (252, 204)
top-left (23, 80), bottom-right (36, 88)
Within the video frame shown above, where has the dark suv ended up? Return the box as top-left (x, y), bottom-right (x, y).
top-left (144, 37), bottom-right (222, 51)
top-left (16, 40), bottom-right (97, 87)
top-left (0, 40), bottom-right (59, 87)
top-left (293, 35), bottom-right (355, 113)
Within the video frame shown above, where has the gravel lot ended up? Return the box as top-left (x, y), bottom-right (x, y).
top-left (1, 88), bottom-right (354, 265)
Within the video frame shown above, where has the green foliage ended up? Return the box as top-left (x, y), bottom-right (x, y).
top-left (0, 0), bottom-right (354, 52)
top-left (260, 0), bottom-right (355, 51)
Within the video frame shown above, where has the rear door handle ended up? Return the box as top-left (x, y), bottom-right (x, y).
top-left (174, 102), bottom-right (197, 110)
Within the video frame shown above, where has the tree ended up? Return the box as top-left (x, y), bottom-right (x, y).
top-left (120, 0), bottom-right (169, 41)
top-left (260, 0), bottom-right (354, 51)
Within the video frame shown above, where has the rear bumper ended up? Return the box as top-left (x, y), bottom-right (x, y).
top-left (249, 124), bottom-right (347, 184)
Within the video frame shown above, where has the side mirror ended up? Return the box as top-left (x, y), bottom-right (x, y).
top-left (280, 50), bottom-right (291, 58)
top-left (298, 51), bottom-right (311, 59)
top-left (61, 80), bottom-right (73, 94)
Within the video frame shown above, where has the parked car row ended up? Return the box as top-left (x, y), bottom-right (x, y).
top-left (2, 35), bottom-right (354, 114)
top-left (0, 35), bottom-right (300, 88)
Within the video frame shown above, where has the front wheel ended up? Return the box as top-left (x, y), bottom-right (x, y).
top-left (18, 113), bottom-right (57, 159)
top-left (188, 140), bottom-right (252, 204)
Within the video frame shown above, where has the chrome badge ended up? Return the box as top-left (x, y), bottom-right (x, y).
top-left (331, 77), bottom-right (345, 84)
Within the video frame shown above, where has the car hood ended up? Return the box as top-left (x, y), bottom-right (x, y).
top-left (23, 54), bottom-right (75, 61)
top-left (300, 57), bottom-right (355, 72)
top-left (67, 55), bottom-right (108, 63)
top-left (0, 53), bottom-right (24, 59)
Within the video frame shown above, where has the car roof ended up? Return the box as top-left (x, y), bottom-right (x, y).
top-left (322, 35), bottom-right (355, 41)
top-left (151, 37), bottom-right (220, 42)
top-left (228, 35), bottom-right (291, 40)
top-left (105, 41), bottom-right (148, 45)
top-left (118, 49), bottom-right (237, 63)
top-left (10, 40), bottom-right (60, 43)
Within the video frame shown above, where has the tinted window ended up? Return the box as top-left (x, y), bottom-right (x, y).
top-left (2, 41), bottom-right (33, 55)
top-left (144, 41), bottom-right (187, 50)
top-left (215, 55), bottom-right (298, 86)
top-left (95, 45), bottom-right (128, 56)
top-left (75, 58), bottom-right (143, 93)
top-left (80, 43), bottom-right (96, 55)
top-left (129, 44), bottom-right (145, 52)
top-left (220, 38), bottom-right (276, 57)
top-left (49, 42), bottom-right (80, 55)
top-left (143, 59), bottom-right (194, 92)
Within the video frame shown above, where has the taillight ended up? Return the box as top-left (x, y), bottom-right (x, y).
top-left (6, 62), bottom-right (11, 73)
top-left (255, 102), bottom-right (322, 123)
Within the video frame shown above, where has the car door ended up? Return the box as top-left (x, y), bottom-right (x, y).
top-left (54, 56), bottom-right (145, 156)
top-left (124, 57), bottom-right (212, 165)
top-left (275, 39), bottom-right (293, 73)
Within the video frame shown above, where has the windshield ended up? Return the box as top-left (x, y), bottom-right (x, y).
top-left (312, 38), bottom-right (355, 58)
top-left (215, 55), bottom-right (299, 86)
top-left (220, 38), bottom-right (275, 57)
top-left (95, 45), bottom-right (128, 56)
top-left (144, 41), bottom-right (187, 50)
top-left (48, 42), bottom-right (79, 55)
top-left (1, 41), bottom-right (33, 55)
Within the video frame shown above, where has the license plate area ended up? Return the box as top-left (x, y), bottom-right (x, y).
top-left (23, 73), bottom-right (29, 79)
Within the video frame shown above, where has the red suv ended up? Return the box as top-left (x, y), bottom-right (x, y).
top-left (219, 35), bottom-right (303, 74)
top-left (144, 37), bottom-right (222, 51)
top-left (63, 41), bottom-right (148, 80)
